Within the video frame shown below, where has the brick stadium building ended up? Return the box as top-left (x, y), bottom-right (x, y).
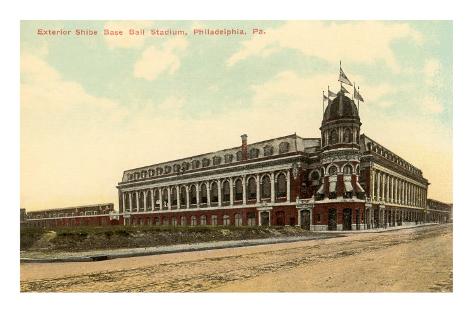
top-left (116, 85), bottom-right (435, 231)
top-left (426, 199), bottom-right (452, 223)
top-left (23, 203), bottom-right (121, 227)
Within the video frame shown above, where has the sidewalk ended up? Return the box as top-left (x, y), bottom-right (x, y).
top-left (314, 223), bottom-right (440, 234)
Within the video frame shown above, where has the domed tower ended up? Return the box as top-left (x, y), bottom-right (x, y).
top-left (318, 90), bottom-right (364, 201)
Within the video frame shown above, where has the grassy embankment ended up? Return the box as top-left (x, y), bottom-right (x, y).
top-left (20, 225), bottom-right (315, 252)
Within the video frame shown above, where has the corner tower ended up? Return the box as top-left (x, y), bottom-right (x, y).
top-left (319, 89), bottom-right (365, 200)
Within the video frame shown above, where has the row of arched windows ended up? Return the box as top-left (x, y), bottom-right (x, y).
top-left (323, 127), bottom-right (359, 146)
top-left (126, 142), bottom-right (293, 181)
top-left (367, 142), bottom-right (422, 176)
top-left (124, 173), bottom-right (289, 211)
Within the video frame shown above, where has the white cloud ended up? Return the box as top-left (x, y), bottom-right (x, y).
top-left (227, 21), bottom-right (422, 72)
top-left (420, 95), bottom-right (444, 113)
top-left (424, 58), bottom-right (442, 87)
top-left (133, 37), bottom-right (188, 80)
top-left (103, 21), bottom-right (154, 49)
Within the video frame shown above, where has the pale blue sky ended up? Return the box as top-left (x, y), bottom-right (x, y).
top-left (20, 20), bottom-right (452, 209)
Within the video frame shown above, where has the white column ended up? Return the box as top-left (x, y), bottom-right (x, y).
top-left (167, 188), bottom-right (171, 210)
top-left (229, 178), bottom-right (234, 206)
top-left (128, 192), bottom-right (132, 212)
top-left (151, 189), bottom-right (155, 211)
top-left (256, 174), bottom-right (261, 203)
top-left (394, 179), bottom-right (398, 204)
top-left (286, 169), bottom-right (291, 202)
top-left (242, 175), bottom-right (247, 205)
top-left (376, 171), bottom-right (380, 201)
top-left (206, 181), bottom-right (211, 206)
top-left (381, 174), bottom-right (385, 201)
top-left (370, 170), bottom-right (375, 200)
top-left (122, 192), bottom-right (126, 212)
top-left (217, 179), bottom-right (222, 207)
top-left (270, 172), bottom-right (275, 203)
top-left (196, 184), bottom-right (200, 207)
top-left (135, 191), bottom-right (139, 212)
top-left (185, 185), bottom-right (190, 209)
top-left (158, 188), bottom-right (163, 210)
top-left (143, 191), bottom-right (147, 212)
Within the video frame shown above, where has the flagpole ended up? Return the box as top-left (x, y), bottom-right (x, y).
top-left (340, 60), bottom-right (342, 92)
top-left (357, 86), bottom-right (360, 113)
top-left (353, 82), bottom-right (355, 101)
top-left (322, 90), bottom-right (325, 117)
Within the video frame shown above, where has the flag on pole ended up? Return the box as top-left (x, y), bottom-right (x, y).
top-left (339, 67), bottom-right (353, 86)
top-left (328, 89), bottom-right (337, 98)
top-left (340, 84), bottom-right (350, 94)
top-left (354, 87), bottom-right (364, 102)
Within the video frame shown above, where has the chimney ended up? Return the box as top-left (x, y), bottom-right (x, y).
top-left (241, 134), bottom-right (248, 161)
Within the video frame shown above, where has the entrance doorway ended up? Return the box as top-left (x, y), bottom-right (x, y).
top-left (343, 208), bottom-right (352, 230)
top-left (300, 210), bottom-right (311, 230)
top-left (328, 209), bottom-right (337, 231)
top-left (260, 211), bottom-right (270, 226)
top-left (276, 211), bottom-right (285, 226)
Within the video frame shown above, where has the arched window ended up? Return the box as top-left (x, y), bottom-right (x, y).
top-left (191, 216), bottom-right (197, 226)
top-left (235, 213), bottom-right (242, 226)
top-left (343, 164), bottom-right (353, 175)
top-left (222, 180), bottom-right (230, 202)
top-left (310, 171), bottom-right (320, 181)
top-left (343, 128), bottom-right (352, 143)
top-left (249, 148), bottom-right (260, 159)
top-left (223, 215), bottom-right (230, 226)
top-left (276, 173), bottom-right (287, 197)
top-left (234, 179), bottom-right (243, 201)
top-left (263, 145), bottom-right (274, 156)
top-left (202, 158), bottom-right (210, 167)
top-left (211, 182), bottom-right (218, 203)
top-left (261, 175), bottom-right (271, 199)
top-left (329, 165), bottom-right (338, 175)
top-left (125, 194), bottom-right (130, 211)
top-left (171, 187), bottom-right (177, 206)
top-left (173, 164), bottom-right (181, 173)
top-left (181, 162), bottom-right (190, 171)
top-left (200, 184), bottom-right (207, 204)
top-left (211, 215), bottom-right (218, 226)
top-left (146, 191), bottom-right (151, 210)
top-left (171, 217), bottom-right (177, 227)
top-left (191, 160), bottom-right (200, 169)
top-left (247, 212), bottom-right (256, 226)
top-left (279, 142), bottom-right (290, 154)
top-left (139, 191), bottom-right (144, 210)
top-left (190, 185), bottom-right (197, 204)
top-left (180, 216), bottom-right (186, 226)
top-left (224, 154), bottom-right (234, 163)
top-left (236, 151), bottom-right (243, 161)
top-left (179, 186), bottom-right (187, 207)
top-left (247, 177), bottom-right (257, 200)
top-left (330, 129), bottom-right (338, 144)
top-left (200, 215), bottom-right (207, 225)
top-left (213, 156), bottom-right (222, 166)
top-left (164, 165), bottom-right (172, 174)
top-left (162, 188), bottom-right (169, 208)
top-left (156, 167), bottom-right (163, 175)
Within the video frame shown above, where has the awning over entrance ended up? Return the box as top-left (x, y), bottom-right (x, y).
top-left (355, 182), bottom-right (365, 192)
top-left (329, 181), bottom-right (337, 193)
top-left (344, 181), bottom-right (353, 192)
top-left (316, 184), bottom-right (324, 194)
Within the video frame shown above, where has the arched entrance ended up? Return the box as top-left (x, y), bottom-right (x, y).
top-left (328, 209), bottom-right (337, 231)
top-left (343, 208), bottom-right (352, 230)
top-left (276, 211), bottom-right (285, 226)
top-left (260, 211), bottom-right (270, 226)
top-left (300, 210), bottom-right (311, 230)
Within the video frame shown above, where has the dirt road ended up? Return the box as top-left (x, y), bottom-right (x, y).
top-left (20, 224), bottom-right (452, 292)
